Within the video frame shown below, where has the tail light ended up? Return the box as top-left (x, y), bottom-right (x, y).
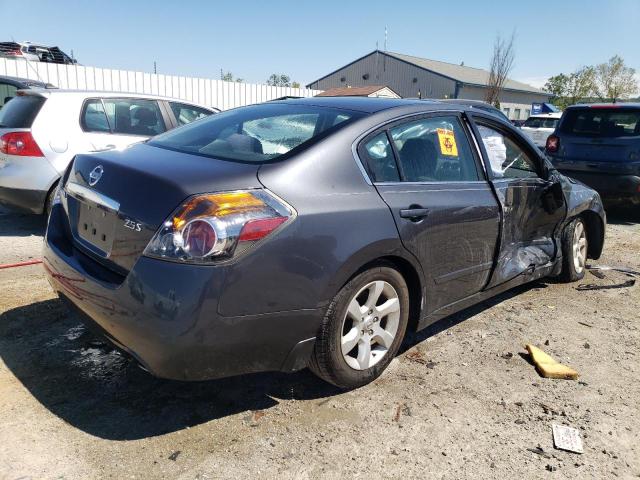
top-left (5, 49), bottom-right (22, 56)
top-left (546, 134), bottom-right (559, 154)
top-left (144, 190), bottom-right (294, 264)
top-left (0, 132), bottom-right (44, 157)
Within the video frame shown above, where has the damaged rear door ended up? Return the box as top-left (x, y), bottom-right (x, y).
top-left (470, 115), bottom-right (566, 288)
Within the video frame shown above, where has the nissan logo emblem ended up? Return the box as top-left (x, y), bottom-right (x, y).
top-left (89, 165), bottom-right (104, 186)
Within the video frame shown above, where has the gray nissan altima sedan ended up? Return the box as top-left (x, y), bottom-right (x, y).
top-left (43, 97), bottom-right (605, 389)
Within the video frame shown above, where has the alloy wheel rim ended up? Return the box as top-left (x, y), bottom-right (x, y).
top-left (340, 280), bottom-right (401, 371)
top-left (572, 221), bottom-right (587, 274)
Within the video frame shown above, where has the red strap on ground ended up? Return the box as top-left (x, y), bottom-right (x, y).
top-left (0, 259), bottom-right (43, 270)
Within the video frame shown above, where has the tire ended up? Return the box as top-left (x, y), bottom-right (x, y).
top-left (559, 217), bottom-right (588, 282)
top-left (309, 266), bottom-right (410, 389)
top-left (44, 182), bottom-right (58, 219)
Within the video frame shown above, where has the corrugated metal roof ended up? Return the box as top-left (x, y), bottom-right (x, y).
top-left (385, 51), bottom-right (545, 94)
top-left (316, 85), bottom-right (398, 97)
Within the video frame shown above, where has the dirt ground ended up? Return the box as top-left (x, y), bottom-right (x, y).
top-left (0, 207), bottom-right (638, 480)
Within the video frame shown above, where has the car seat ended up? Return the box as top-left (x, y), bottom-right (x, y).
top-left (399, 138), bottom-right (437, 181)
top-left (132, 107), bottom-right (159, 136)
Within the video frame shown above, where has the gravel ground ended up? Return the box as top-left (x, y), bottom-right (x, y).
top-left (0, 208), bottom-right (638, 479)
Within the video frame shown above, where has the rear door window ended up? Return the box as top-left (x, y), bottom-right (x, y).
top-left (169, 102), bottom-right (212, 126)
top-left (560, 108), bottom-right (640, 137)
top-left (82, 98), bottom-right (166, 136)
top-left (82, 99), bottom-right (110, 132)
top-left (0, 95), bottom-right (46, 128)
top-left (388, 116), bottom-right (480, 182)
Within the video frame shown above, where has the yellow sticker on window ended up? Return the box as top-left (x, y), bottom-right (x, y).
top-left (437, 128), bottom-right (458, 156)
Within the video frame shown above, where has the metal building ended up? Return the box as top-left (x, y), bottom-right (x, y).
top-left (307, 50), bottom-right (551, 121)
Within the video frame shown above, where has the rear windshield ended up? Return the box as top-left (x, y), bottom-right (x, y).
top-left (148, 103), bottom-right (364, 163)
top-left (0, 95), bottom-right (46, 128)
top-left (560, 108), bottom-right (640, 137)
top-left (523, 117), bottom-right (559, 129)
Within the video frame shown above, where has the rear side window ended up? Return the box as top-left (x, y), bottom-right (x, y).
top-left (361, 132), bottom-right (400, 182)
top-left (149, 103), bottom-right (363, 163)
top-left (169, 102), bottom-right (212, 126)
top-left (0, 82), bottom-right (18, 109)
top-left (82, 98), bottom-right (166, 136)
top-left (560, 108), bottom-right (640, 137)
top-left (0, 95), bottom-right (46, 128)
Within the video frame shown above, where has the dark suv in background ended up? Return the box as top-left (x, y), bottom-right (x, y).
top-left (546, 103), bottom-right (640, 206)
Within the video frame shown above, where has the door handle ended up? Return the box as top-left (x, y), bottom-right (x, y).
top-left (399, 207), bottom-right (430, 220)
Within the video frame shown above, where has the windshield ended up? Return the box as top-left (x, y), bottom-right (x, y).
top-left (560, 108), bottom-right (640, 137)
top-left (523, 117), bottom-right (559, 129)
top-left (149, 103), bottom-right (364, 163)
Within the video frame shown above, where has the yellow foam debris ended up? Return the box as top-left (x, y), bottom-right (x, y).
top-left (525, 344), bottom-right (579, 380)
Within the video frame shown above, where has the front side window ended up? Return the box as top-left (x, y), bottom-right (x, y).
top-left (149, 104), bottom-right (363, 163)
top-left (170, 102), bottom-right (212, 126)
top-left (388, 116), bottom-right (479, 182)
top-left (524, 117), bottom-right (559, 129)
top-left (477, 124), bottom-right (540, 179)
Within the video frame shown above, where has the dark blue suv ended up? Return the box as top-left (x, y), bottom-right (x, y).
top-left (546, 103), bottom-right (640, 206)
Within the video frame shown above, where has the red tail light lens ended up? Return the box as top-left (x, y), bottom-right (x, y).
top-left (144, 190), bottom-right (295, 264)
top-left (546, 134), bottom-right (559, 153)
top-left (0, 132), bottom-right (44, 157)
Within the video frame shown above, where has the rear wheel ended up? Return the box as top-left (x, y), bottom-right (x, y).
top-left (559, 217), bottom-right (588, 282)
top-left (44, 182), bottom-right (58, 219)
top-left (309, 266), bottom-right (409, 389)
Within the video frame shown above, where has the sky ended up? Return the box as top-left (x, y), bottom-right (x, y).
top-left (2, 0), bottom-right (639, 89)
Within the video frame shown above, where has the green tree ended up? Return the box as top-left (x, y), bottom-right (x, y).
top-left (292, 81), bottom-right (301, 89)
top-left (267, 74), bottom-right (291, 87)
top-left (594, 55), bottom-right (637, 102)
top-left (544, 67), bottom-right (595, 109)
top-left (221, 71), bottom-right (244, 83)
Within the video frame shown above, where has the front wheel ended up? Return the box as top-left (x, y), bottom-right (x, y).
top-left (559, 217), bottom-right (588, 282)
top-left (309, 266), bottom-right (410, 389)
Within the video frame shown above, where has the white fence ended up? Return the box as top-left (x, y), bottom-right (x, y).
top-left (0, 58), bottom-right (320, 110)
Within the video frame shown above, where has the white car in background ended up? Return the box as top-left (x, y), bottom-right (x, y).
top-left (0, 89), bottom-right (218, 215)
top-left (520, 112), bottom-right (562, 149)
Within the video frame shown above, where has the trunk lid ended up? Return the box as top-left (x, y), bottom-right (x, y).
top-left (62, 142), bottom-right (261, 274)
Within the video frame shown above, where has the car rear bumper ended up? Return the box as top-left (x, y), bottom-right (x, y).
top-left (0, 185), bottom-right (48, 213)
top-left (43, 206), bottom-right (320, 381)
top-left (557, 170), bottom-right (640, 205)
top-left (0, 153), bottom-right (60, 213)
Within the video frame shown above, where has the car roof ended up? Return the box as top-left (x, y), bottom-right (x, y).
top-left (567, 102), bottom-right (640, 110)
top-left (0, 75), bottom-right (50, 88)
top-left (16, 88), bottom-right (217, 109)
top-left (270, 96), bottom-right (430, 113)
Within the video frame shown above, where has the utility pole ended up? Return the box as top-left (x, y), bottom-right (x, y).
top-left (384, 26), bottom-right (387, 51)
top-left (153, 61), bottom-right (157, 74)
